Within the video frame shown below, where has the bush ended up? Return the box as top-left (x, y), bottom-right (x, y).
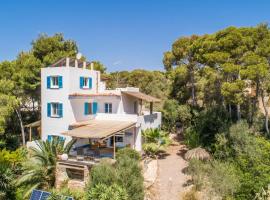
top-left (87, 183), bottom-right (128, 200)
top-left (90, 160), bottom-right (117, 187)
top-left (116, 148), bottom-right (141, 161)
top-left (88, 153), bottom-right (144, 200)
top-left (184, 128), bottom-right (200, 149)
top-left (187, 159), bottom-right (240, 199)
top-left (116, 156), bottom-right (144, 200)
top-left (142, 143), bottom-right (161, 157)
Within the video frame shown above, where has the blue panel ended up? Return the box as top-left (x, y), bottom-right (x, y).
top-left (29, 189), bottom-right (42, 200)
top-left (84, 102), bottom-right (89, 115)
top-left (59, 103), bottom-right (63, 117)
top-left (48, 135), bottom-right (52, 142)
top-left (47, 76), bottom-right (51, 89)
top-left (47, 103), bottom-right (51, 117)
top-left (80, 77), bottom-right (83, 88)
top-left (89, 77), bottom-right (92, 89)
top-left (40, 191), bottom-right (50, 200)
top-left (93, 102), bottom-right (98, 114)
top-left (58, 76), bottom-right (63, 88)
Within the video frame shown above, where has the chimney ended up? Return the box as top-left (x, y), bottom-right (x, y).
top-left (90, 62), bottom-right (94, 70)
top-left (83, 61), bottom-right (86, 69)
top-left (75, 59), bottom-right (78, 68)
top-left (66, 57), bottom-right (70, 67)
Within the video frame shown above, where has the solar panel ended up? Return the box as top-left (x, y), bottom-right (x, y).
top-left (29, 189), bottom-right (74, 200)
top-left (29, 190), bottom-right (42, 200)
top-left (40, 191), bottom-right (50, 200)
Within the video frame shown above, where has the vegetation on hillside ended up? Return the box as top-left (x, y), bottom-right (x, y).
top-left (2, 24), bottom-right (270, 199)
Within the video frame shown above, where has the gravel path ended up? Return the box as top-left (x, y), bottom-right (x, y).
top-left (149, 136), bottom-right (189, 200)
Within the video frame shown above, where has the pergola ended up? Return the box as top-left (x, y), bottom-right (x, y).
top-left (62, 120), bottom-right (136, 159)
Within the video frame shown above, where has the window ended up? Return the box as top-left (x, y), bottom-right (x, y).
top-left (83, 77), bottom-right (88, 88)
top-left (84, 102), bottom-right (98, 115)
top-left (47, 102), bottom-right (63, 118)
top-left (115, 135), bottom-right (123, 143)
top-left (105, 103), bottom-right (112, 113)
top-left (84, 102), bottom-right (93, 115)
top-left (51, 103), bottom-right (60, 117)
top-left (80, 77), bottom-right (92, 89)
top-left (47, 76), bottom-right (62, 89)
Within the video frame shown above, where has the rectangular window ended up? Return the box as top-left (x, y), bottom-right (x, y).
top-left (83, 77), bottom-right (88, 88)
top-left (105, 103), bottom-right (112, 113)
top-left (80, 77), bottom-right (92, 89)
top-left (84, 102), bottom-right (93, 115)
top-left (47, 76), bottom-right (62, 89)
top-left (51, 103), bottom-right (62, 117)
top-left (51, 76), bottom-right (59, 88)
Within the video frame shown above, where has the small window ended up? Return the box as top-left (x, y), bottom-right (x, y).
top-left (116, 135), bottom-right (123, 143)
top-left (105, 103), bottom-right (112, 113)
top-left (51, 76), bottom-right (59, 88)
top-left (83, 77), bottom-right (89, 88)
top-left (84, 102), bottom-right (93, 115)
top-left (51, 103), bottom-right (60, 117)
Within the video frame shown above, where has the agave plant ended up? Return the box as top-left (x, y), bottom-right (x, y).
top-left (17, 136), bottom-right (76, 198)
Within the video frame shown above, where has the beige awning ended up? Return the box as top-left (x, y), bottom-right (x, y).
top-left (62, 120), bottom-right (135, 139)
top-left (122, 91), bottom-right (161, 102)
top-left (25, 120), bottom-right (41, 128)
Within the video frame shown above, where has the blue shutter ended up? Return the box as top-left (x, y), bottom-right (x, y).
top-left (58, 103), bottom-right (63, 117)
top-left (48, 135), bottom-right (52, 142)
top-left (80, 77), bottom-right (83, 88)
top-left (58, 76), bottom-right (63, 88)
top-left (47, 103), bottom-right (51, 117)
top-left (47, 76), bottom-right (51, 89)
top-left (89, 77), bottom-right (92, 89)
top-left (84, 102), bottom-right (89, 115)
top-left (93, 102), bottom-right (98, 114)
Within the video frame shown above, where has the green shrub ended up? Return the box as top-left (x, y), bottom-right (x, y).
top-left (116, 156), bottom-right (144, 200)
top-left (90, 160), bottom-right (117, 187)
top-left (116, 148), bottom-right (141, 161)
top-left (87, 183), bottom-right (128, 200)
top-left (142, 143), bottom-right (160, 157)
top-left (184, 128), bottom-right (200, 149)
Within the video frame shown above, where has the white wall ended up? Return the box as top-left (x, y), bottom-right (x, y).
top-left (134, 112), bottom-right (162, 151)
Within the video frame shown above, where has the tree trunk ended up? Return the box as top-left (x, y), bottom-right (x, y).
top-left (229, 104), bottom-right (232, 119)
top-left (15, 108), bottom-right (26, 146)
top-left (190, 65), bottom-right (196, 107)
top-left (261, 90), bottom-right (269, 134)
top-left (251, 80), bottom-right (260, 126)
top-left (237, 104), bottom-right (241, 121)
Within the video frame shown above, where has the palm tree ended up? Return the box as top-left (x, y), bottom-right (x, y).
top-left (17, 136), bottom-right (76, 198)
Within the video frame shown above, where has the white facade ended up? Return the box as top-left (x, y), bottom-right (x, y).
top-left (41, 58), bottom-right (161, 151)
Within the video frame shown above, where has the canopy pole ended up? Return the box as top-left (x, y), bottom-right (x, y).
top-left (113, 134), bottom-right (116, 159)
top-left (29, 127), bottom-right (32, 142)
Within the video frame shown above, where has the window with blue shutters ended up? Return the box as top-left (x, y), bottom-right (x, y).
top-left (80, 76), bottom-right (92, 89)
top-left (47, 135), bottom-right (52, 142)
top-left (47, 102), bottom-right (63, 118)
top-left (84, 102), bottom-right (92, 115)
top-left (47, 76), bottom-right (62, 89)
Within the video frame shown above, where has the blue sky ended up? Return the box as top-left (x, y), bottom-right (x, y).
top-left (0, 0), bottom-right (270, 71)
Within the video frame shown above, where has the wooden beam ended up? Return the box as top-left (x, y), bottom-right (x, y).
top-left (113, 134), bottom-right (116, 159)
top-left (150, 102), bottom-right (153, 114)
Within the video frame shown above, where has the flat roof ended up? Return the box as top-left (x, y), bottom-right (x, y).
top-left (69, 93), bottom-right (120, 98)
top-left (62, 120), bottom-right (135, 139)
top-left (122, 91), bottom-right (161, 102)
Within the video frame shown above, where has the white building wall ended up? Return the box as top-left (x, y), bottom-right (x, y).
top-left (135, 112), bottom-right (162, 151)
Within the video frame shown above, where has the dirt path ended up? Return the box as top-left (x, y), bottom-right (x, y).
top-left (149, 135), bottom-right (189, 200)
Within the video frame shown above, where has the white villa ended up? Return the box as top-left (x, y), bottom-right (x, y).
top-left (31, 57), bottom-right (162, 160)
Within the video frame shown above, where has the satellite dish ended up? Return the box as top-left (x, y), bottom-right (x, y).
top-left (76, 52), bottom-right (82, 60)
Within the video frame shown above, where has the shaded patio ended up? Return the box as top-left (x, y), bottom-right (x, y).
top-left (62, 119), bottom-right (136, 160)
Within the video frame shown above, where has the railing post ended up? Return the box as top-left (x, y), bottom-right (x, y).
top-left (66, 57), bottom-right (70, 67)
